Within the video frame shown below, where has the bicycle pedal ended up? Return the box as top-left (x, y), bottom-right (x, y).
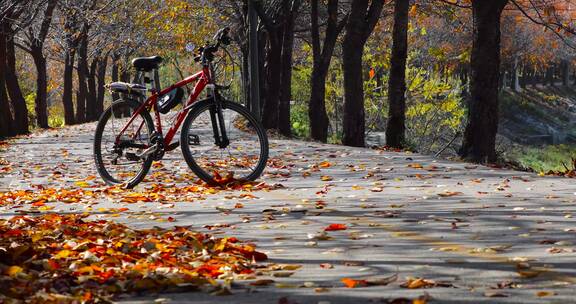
top-left (188, 134), bottom-right (200, 146)
top-left (125, 152), bottom-right (140, 161)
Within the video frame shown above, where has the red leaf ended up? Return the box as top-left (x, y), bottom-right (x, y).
top-left (324, 224), bottom-right (347, 231)
top-left (341, 278), bottom-right (368, 288)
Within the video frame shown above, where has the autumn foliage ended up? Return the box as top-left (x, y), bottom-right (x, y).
top-left (0, 214), bottom-right (266, 302)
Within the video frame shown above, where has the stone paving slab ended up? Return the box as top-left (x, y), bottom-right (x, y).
top-left (1, 124), bottom-right (576, 303)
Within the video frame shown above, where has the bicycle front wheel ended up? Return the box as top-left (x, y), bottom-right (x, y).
top-left (94, 99), bottom-right (154, 188)
top-left (180, 99), bottom-right (269, 185)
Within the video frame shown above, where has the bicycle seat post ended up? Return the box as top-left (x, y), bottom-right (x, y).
top-left (135, 69), bottom-right (160, 94)
top-left (152, 69), bottom-right (161, 94)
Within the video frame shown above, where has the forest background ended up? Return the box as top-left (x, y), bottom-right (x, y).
top-left (1, 0), bottom-right (576, 173)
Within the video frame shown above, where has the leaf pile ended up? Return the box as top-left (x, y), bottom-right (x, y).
top-left (0, 141), bottom-right (10, 173)
top-left (0, 214), bottom-right (267, 302)
top-left (0, 179), bottom-right (282, 209)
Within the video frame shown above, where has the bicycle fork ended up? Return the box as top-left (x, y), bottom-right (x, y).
top-left (209, 99), bottom-right (230, 149)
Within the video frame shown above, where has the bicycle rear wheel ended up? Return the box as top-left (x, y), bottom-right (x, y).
top-left (93, 99), bottom-right (154, 188)
top-left (180, 99), bottom-right (268, 185)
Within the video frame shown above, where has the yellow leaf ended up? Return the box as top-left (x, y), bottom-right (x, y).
top-left (413, 298), bottom-right (428, 304)
top-left (280, 264), bottom-right (302, 271)
top-left (436, 246), bottom-right (459, 252)
top-left (320, 175), bottom-right (333, 181)
top-left (54, 249), bottom-right (72, 259)
top-left (6, 266), bottom-right (23, 277)
top-left (77, 266), bottom-right (94, 274)
top-left (408, 163), bottom-right (423, 169)
top-left (75, 181), bottom-right (90, 188)
top-left (39, 205), bottom-right (55, 211)
top-left (406, 278), bottom-right (427, 289)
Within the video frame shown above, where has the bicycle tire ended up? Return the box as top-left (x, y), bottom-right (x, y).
top-left (94, 98), bottom-right (154, 188)
top-left (180, 98), bottom-right (269, 185)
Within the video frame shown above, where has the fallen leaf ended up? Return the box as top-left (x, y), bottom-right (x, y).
top-left (484, 291), bottom-right (509, 298)
top-left (324, 224), bottom-right (347, 231)
top-left (250, 279), bottom-right (275, 286)
top-left (53, 249), bottom-right (72, 259)
top-left (400, 277), bottom-right (454, 289)
top-left (365, 274), bottom-right (398, 286)
top-left (6, 266), bottom-right (23, 277)
top-left (320, 263), bottom-right (334, 269)
top-left (438, 191), bottom-right (463, 197)
top-left (536, 291), bottom-right (555, 297)
top-left (341, 278), bottom-right (368, 288)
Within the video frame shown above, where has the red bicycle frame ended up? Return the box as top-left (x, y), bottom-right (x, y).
top-left (115, 65), bottom-right (213, 150)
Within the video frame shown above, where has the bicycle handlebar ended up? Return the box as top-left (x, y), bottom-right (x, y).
top-left (194, 27), bottom-right (231, 65)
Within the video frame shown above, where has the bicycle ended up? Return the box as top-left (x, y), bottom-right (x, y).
top-left (93, 28), bottom-right (269, 188)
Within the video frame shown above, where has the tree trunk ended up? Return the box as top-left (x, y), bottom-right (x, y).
top-left (75, 33), bottom-right (88, 124)
top-left (261, 33), bottom-right (282, 130)
top-left (499, 71), bottom-right (505, 91)
top-left (4, 31), bottom-right (28, 134)
top-left (86, 56), bottom-right (98, 122)
top-left (0, 27), bottom-right (15, 138)
top-left (26, 0), bottom-right (56, 129)
top-left (529, 69), bottom-right (537, 86)
top-left (309, 65), bottom-right (330, 142)
top-left (342, 43), bottom-right (366, 147)
top-left (120, 67), bottom-right (130, 83)
top-left (512, 57), bottom-right (521, 92)
top-left (258, 33), bottom-right (267, 118)
top-left (341, 0), bottom-right (384, 147)
top-left (460, 0), bottom-right (508, 163)
top-left (562, 60), bottom-right (570, 86)
top-left (386, 0), bottom-right (409, 148)
top-left (62, 50), bottom-right (76, 125)
top-left (278, 0), bottom-right (300, 137)
top-left (309, 0), bottom-right (343, 142)
top-left (545, 65), bottom-right (555, 86)
top-left (31, 47), bottom-right (49, 128)
top-left (111, 59), bottom-right (120, 101)
top-left (241, 45), bottom-right (251, 110)
top-left (120, 66), bottom-right (131, 116)
top-left (519, 67), bottom-right (528, 88)
top-left (95, 55), bottom-right (108, 118)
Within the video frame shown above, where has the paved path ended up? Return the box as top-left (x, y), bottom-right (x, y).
top-left (1, 124), bottom-right (576, 303)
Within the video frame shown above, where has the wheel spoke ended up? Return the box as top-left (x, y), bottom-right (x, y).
top-left (95, 100), bottom-right (152, 187)
top-left (181, 101), bottom-right (268, 183)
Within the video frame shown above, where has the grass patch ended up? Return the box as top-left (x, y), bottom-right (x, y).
top-left (48, 104), bottom-right (66, 128)
top-left (505, 144), bottom-right (576, 173)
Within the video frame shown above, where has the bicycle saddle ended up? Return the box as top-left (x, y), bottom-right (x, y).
top-left (132, 56), bottom-right (163, 71)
